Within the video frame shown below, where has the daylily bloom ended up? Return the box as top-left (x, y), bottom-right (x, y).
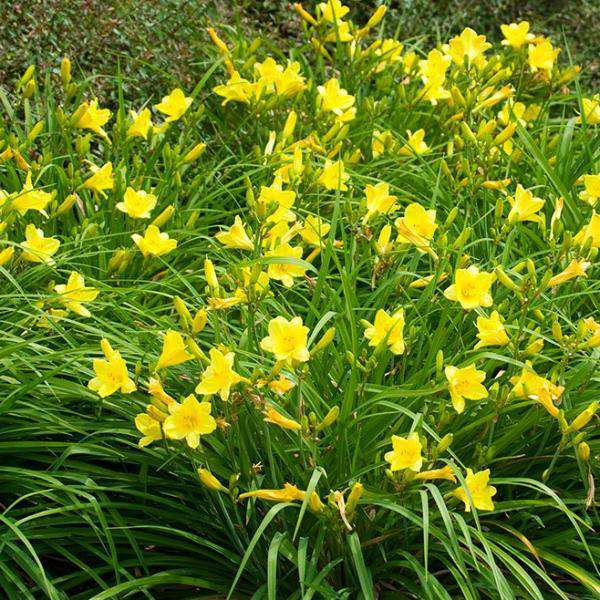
top-left (445, 364), bottom-right (488, 414)
top-left (265, 242), bottom-right (306, 287)
top-left (156, 330), bottom-right (194, 370)
top-left (299, 215), bottom-right (331, 246)
top-left (362, 182), bottom-right (398, 223)
top-left (73, 99), bottom-right (111, 136)
top-left (510, 364), bottom-right (564, 414)
top-left (453, 468), bottom-right (497, 511)
top-left (260, 316), bottom-right (310, 364)
top-left (385, 432), bottom-right (423, 472)
top-left (148, 376), bottom-right (176, 408)
top-left (582, 317), bottom-right (600, 348)
top-left (444, 266), bottom-right (494, 310)
top-left (238, 483), bottom-right (305, 502)
top-left (195, 348), bottom-right (243, 401)
top-left (475, 311), bottom-right (509, 348)
top-left (507, 184), bottom-right (545, 223)
top-left (363, 308), bottom-right (406, 355)
top-left (446, 27), bottom-right (491, 68)
top-left (547, 259), bottom-right (590, 287)
top-left (135, 413), bottom-right (162, 447)
top-left (275, 62), bottom-right (306, 97)
top-left (318, 0), bottom-right (349, 23)
top-left (163, 394), bottom-right (216, 449)
top-left (395, 203), bottom-right (437, 250)
top-left (127, 108), bottom-right (152, 139)
top-left (154, 88), bottom-right (192, 122)
top-left (398, 129), bottom-right (429, 156)
top-left (12, 172), bottom-right (54, 215)
top-left (500, 22), bottom-right (535, 48)
top-left (213, 71), bottom-right (254, 105)
top-left (579, 96), bottom-right (600, 125)
top-left (371, 129), bottom-right (394, 158)
top-left (318, 159), bottom-right (349, 191)
top-left (259, 178), bottom-right (296, 223)
top-left (528, 39), bottom-right (560, 76)
top-left (317, 78), bottom-right (355, 116)
top-left (54, 271), bottom-right (99, 317)
top-left (215, 215), bottom-right (254, 250)
top-left (579, 174), bottom-right (600, 206)
top-left (84, 162), bottom-right (114, 195)
top-left (88, 338), bottom-right (136, 398)
top-left (418, 49), bottom-right (451, 104)
top-left (264, 405), bottom-right (302, 430)
top-left (574, 212), bottom-right (599, 249)
top-left (116, 187), bottom-right (157, 219)
top-left (131, 225), bottom-right (177, 258)
top-left (0, 246), bottom-right (15, 266)
top-left (20, 224), bottom-right (60, 264)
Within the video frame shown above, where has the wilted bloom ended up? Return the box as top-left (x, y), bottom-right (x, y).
top-left (88, 338), bottom-right (136, 398)
top-left (264, 404), bottom-right (302, 430)
top-left (579, 174), bottom-right (600, 206)
top-left (215, 215), bottom-right (254, 250)
top-left (54, 271), bottom-right (99, 317)
top-left (154, 88), bottom-right (192, 122)
top-left (547, 259), bottom-right (590, 287)
top-left (213, 71), bottom-right (254, 105)
top-left (135, 413), bottom-right (162, 447)
top-left (395, 203), bottom-right (437, 250)
top-left (84, 162), bottom-right (114, 195)
top-left (385, 432), bottom-right (423, 472)
top-left (500, 22), bottom-right (534, 48)
top-left (528, 39), bottom-right (560, 76)
top-left (453, 468), bottom-right (497, 511)
top-left (163, 394), bottom-right (216, 449)
top-left (131, 225), bottom-right (177, 257)
top-left (445, 364), bottom-right (488, 414)
top-left (73, 99), bottom-right (111, 136)
top-left (399, 129), bottom-right (429, 156)
top-left (156, 330), bottom-right (194, 370)
top-left (12, 172), bottom-right (54, 215)
top-left (446, 28), bottom-right (491, 68)
top-left (363, 308), bottom-right (405, 355)
top-left (444, 266), bottom-right (494, 310)
top-left (238, 482), bottom-right (305, 502)
top-left (475, 311), bottom-right (509, 348)
top-left (195, 348), bottom-right (243, 401)
top-left (260, 316), bottom-right (310, 364)
top-left (507, 184), bottom-right (545, 223)
top-left (265, 242), bottom-right (306, 287)
top-left (362, 182), bottom-right (398, 223)
top-left (318, 159), bottom-right (349, 191)
top-left (20, 224), bottom-right (60, 264)
top-left (268, 375), bottom-right (295, 395)
top-left (127, 108), bottom-right (152, 139)
top-left (317, 78), bottom-right (355, 116)
top-left (415, 465), bottom-right (456, 482)
top-left (116, 187), bottom-right (157, 219)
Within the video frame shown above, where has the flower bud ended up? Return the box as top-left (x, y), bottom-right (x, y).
top-left (152, 205), bottom-right (175, 228)
top-left (55, 193), bottom-right (77, 216)
top-left (311, 327), bottom-right (335, 355)
top-left (204, 258), bottom-right (219, 290)
top-left (183, 142), bottom-right (206, 163)
top-left (315, 405), bottom-right (340, 431)
top-left (198, 468), bottom-right (228, 492)
top-left (61, 57), bottom-right (72, 87)
top-left (173, 296), bottom-right (193, 329)
top-left (577, 441), bottom-right (590, 461)
top-left (436, 433), bottom-right (453, 455)
top-left (568, 402), bottom-right (597, 432)
top-left (345, 482), bottom-right (364, 515)
top-left (192, 308), bottom-right (208, 334)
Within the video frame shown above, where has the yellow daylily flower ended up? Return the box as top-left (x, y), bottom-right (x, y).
top-left (131, 225), bottom-right (177, 258)
top-left (507, 184), bottom-right (545, 223)
top-left (363, 308), bottom-right (405, 355)
top-left (444, 266), bottom-right (494, 310)
top-left (579, 174), bottom-right (600, 206)
top-left (20, 224), bottom-right (60, 264)
top-left (415, 465), bottom-right (456, 482)
top-left (318, 159), bottom-right (349, 191)
top-left (475, 310), bottom-right (509, 348)
top-left (547, 259), bottom-right (590, 287)
top-left (275, 62), bottom-right (306, 97)
top-left (268, 375), bottom-right (295, 395)
top-left (445, 364), bottom-right (488, 414)
top-left (395, 203), bottom-right (437, 250)
top-left (88, 338), bottom-right (136, 398)
top-left (73, 99), bottom-right (111, 136)
top-left (398, 129), bottom-right (429, 156)
top-left (213, 71), bottom-right (255, 105)
top-left (195, 348), bottom-right (243, 401)
top-left (582, 317), bottom-right (600, 348)
top-left (116, 187), bottom-right (157, 219)
top-left (579, 96), bottom-right (600, 125)
top-left (298, 215), bottom-right (331, 247)
top-left (156, 330), bottom-right (194, 370)
top-left (371, 129), bottom-right (394, 158)
top-left (500, 22), bottom-right (535, 49)
top-left (510, 365), bottom-right (564, 416)
top-left (163, 394), bottom-right (216, 449)
top-left (528, 39), bottom-right (560, 76)
top-left (259, 177), bottom-right (296, 223)
top-left (238, 482), bottom-right (305, 503)
top-left (418, 49), bottom-right (451, 105)
top-left (362, 182), bottom-right (398, 223)
top-left (127, 108), bottom-right (152, 139)
top-left (317, 78), bottom-right (355, 116)
top-left (84, 162), bottom-right (114, 195)
top-left (54, 271), bottom-right (99, 317)
top-left (318, 0), bottom-right (349, 23)
top-left (446, 27), bottom-right (491, 68)
top-left (12, 172), bottom-right (55, 215)
top-left (264, 404), bottom-right (302, 431)
top-left (265, 242), bottom-right (306, 287)
top-left (154, 88), bottom-right (192, 122)
top-left (148, 376), bottom-right (176, 408)
top-left (453, 468), bottom-right (497, 512)
top-left (215, 215), bottom-right (254, 250)
top-left (384, 432), bottom-right (423, 472)
top-left (260, 316), bottom-right (310, 364)
top-left (0, 246), bottom-right (15, 266)
top-left (135, 413), bottom-right (162, 447)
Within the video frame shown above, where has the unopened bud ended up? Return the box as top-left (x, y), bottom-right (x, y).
top-left (198, 468), bottom-right (228, 492)
top-left (315, 405), bottom-right (340, 431)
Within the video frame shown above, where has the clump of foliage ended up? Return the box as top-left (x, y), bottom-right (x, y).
top-left (0, 1), bottom-right (599, 597)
